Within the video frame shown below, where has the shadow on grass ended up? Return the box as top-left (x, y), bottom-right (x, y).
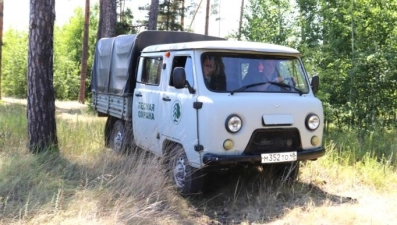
top-left (187, 167), bottom-right (357, 224)
top-left (0, 151), bottom-right (83, 220)
top-left (0, 101), bottom-right (103, 222)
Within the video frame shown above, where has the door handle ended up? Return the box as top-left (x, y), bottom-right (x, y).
top-left (162, 96), bottom-right (171, 102)
top-left (135, 92), bottom-right (142, 97)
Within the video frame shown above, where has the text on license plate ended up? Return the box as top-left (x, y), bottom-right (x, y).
top-left (261, 151), bottom-right (297, 163)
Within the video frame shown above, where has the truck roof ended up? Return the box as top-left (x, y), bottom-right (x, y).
top-left (91, 31), bottom-right (224, 96)
top-left (142, 40), bottom-right (301, 56)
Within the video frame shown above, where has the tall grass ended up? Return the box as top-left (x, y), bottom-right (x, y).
top-left (1, 100), bottom-right (397, 224)
top-left (325, 127), bottom-right (397, 166)
top-left (0, 102), bottom-right (187, 224)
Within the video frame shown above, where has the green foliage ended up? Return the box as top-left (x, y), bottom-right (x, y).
top-left (54, 8), bottom-right (84, 100)
top-left (316, 1), bottom-right (397, 130)
top-left (1, 5), bottom-right (99, 100)
top-left (157, 0), bottom-right (184, 31)
top-left (240, 0), bottom-right (294, 45)
top-left (241, 0), bottom-right (397, 131)
top-left (347, 52), bottom-right (397, 129)
top-left (1, 29), bottom-right (28, 98)
top-left (53, 6), bottom-right (99, 100)
top-left (116, 7), bottom-right (136, 34)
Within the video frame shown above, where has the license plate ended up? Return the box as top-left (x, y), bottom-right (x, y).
top-left (261, 151), bottom-right (297, 163)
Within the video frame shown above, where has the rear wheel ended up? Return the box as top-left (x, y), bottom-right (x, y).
top-left (104, 117), bottom-right (115, 148)
top-left (109, 120), bottom-right (132, 154)
top-left (169, 145), bottom-right (205, 195)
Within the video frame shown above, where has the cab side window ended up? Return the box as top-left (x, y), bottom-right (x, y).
top-left (170, 56), bottom-right (194, 87)
top-left (141, 57), bottom-right (163, 85)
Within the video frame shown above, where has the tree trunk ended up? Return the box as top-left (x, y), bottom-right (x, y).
top-left (97, 0), bottom-right (117, 40)
top-left (165, 1), bottom-right (170, 30)
top-left (148, 0), bottom-right (159, 30)
top-left (119, 0), bottom-right (124, 23)
top-left (180, 0), bottom-right (185, 31)
top-left (27, 0), bottom-right (58, 152)
top-left (0, 0), bottom-right (3, 100)
top-left (189, 0), bottom-right (204, 30)
top-left (205, 0), bottom-right (210, 35)
top-left (79, 0), bottom-right (90, 104)
top-left (238, 0), bottom-right (244, 40)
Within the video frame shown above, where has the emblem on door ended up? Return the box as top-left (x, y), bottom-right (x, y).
top-left (172, 100), bottom-right (182, 124)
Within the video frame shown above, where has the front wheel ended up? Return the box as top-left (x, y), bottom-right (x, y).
top-left (169, 145), bottom-right (205, 195)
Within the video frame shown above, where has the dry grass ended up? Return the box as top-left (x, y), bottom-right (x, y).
top-left (1, 98), bottom-right (397, 225)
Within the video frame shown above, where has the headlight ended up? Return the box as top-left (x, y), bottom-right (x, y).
top-left (225, 114), bottom-right (242, 133)
top-left (305, 114), bottom-right (320, 131)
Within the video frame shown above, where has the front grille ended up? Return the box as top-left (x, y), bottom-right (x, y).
top-left (244, 129), bottom-right (301, 155)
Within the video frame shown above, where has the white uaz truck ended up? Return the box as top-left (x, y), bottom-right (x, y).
top-left (91, 31), bottom-right (325, 195)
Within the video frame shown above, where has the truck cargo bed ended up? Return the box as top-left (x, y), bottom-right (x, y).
top-left (92, 92), bottom-right (132, 121)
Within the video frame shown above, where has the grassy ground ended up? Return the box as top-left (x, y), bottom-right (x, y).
top-left (1, 98), bottom-right (397, 225)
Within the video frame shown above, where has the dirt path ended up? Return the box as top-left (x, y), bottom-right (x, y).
top-left (2, 97), bottom-right (91, 121)
top-left (2, 97), bottom-right (87, 109)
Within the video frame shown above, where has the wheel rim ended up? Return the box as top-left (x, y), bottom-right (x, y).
top-left (173, 156), bottom-right (187, 188)
top-left (113, 130), bottom-right (123, 152)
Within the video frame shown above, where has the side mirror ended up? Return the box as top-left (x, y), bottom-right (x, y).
top-left (311, 75), bottom-right (319, 94)
top-left (172, 67), bottom-right (186, 89)
top-left (172, 67), bottom-right (196, 94)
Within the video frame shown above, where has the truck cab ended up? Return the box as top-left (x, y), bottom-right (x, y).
top-left (91, 31), bottom-right (325, 195)
top-left (133, 41), bottom-right (324, 194)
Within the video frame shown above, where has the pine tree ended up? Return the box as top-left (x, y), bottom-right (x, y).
top-left (27, 0), bottom-right (58, 152)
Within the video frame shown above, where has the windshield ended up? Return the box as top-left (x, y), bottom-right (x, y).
top-left (200, 53), bottom-right (310, 94)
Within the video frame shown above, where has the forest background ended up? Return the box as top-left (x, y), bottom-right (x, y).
top-left (2, 0), bottom-right (397, 132)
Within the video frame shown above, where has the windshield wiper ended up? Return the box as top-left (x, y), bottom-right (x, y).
top-left (230, 82), bottom-right (269, 95)
top-left (275, 82), bottom-right (304, 96)
top-left (230, 81), bottom-right (303, 95)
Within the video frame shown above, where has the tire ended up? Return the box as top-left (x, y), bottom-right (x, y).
top-left (109, 120), bottom-right (132, 154)
top-left (104, 117), bottom-right (115, 148)
top-left (169, 145), bottom-right (205, 195)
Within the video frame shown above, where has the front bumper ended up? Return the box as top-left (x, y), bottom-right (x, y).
top-left (202, 146), bottom-right (325, 166)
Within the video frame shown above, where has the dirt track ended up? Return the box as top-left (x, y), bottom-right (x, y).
top-left (2, 97), bottom-right (87, 109)
top-left (2, 97), bottom-right (91, 121)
